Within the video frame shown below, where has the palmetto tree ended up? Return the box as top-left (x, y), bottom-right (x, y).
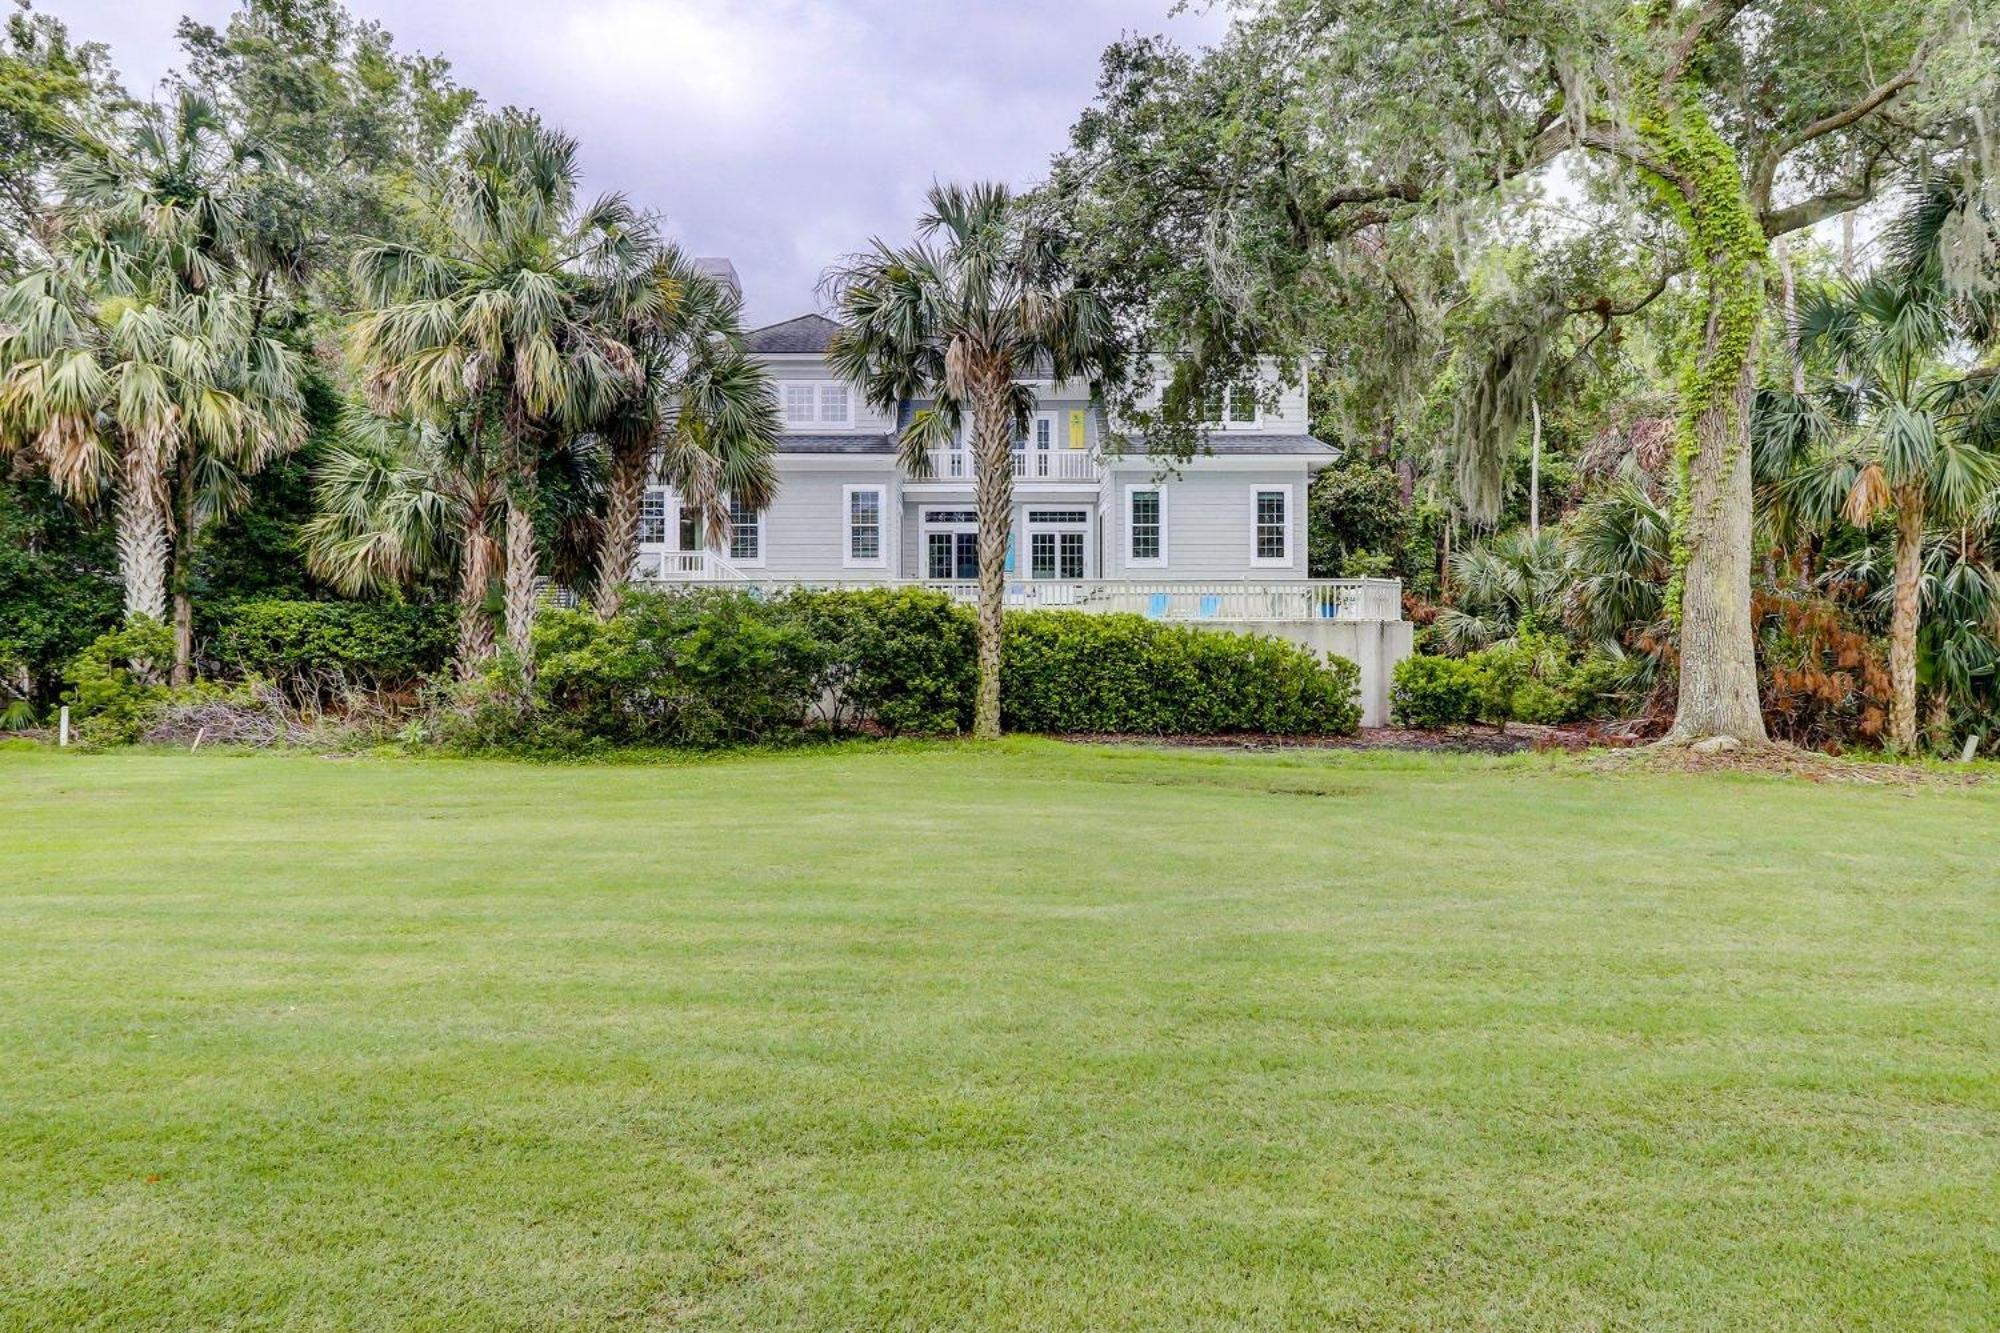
top-left (1433, 527), bottom-right (1570, 655)
top-left (826, 182), bottom-right (1120, 737)
top-left (347, 111), bottom-right (661, 680)
top-left (0, 260), bottom-right (302, 662)
top-left (303, 408), bottom-right (505, 672)
top-left (0, 89), bottom-right (307, 682)
top-left (1770, 274), bottom-right (2000, 749)
top-left (590, 250), bottom-right (778, 622)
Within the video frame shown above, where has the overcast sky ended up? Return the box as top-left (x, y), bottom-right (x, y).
top-left (46, 0), bottom-right (1229, 326)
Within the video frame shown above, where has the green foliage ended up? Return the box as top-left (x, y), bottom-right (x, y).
top-left (1306, 458), bottom-right (1412, 578)
top-left (1001, 613), bottom-right (1360, 736)
top-left (0, 477), bottom-right (121, 703)
top-left (63, 618), bottom-right (172, 741)
top-left (430, 589), bottom-right (1361, 754)
top-left (207, 598), bottom-right (454, 697)
top-left (788, 587), bottom-right (975, 736)
top-left (1389, 654), bottom-right (1485, 729)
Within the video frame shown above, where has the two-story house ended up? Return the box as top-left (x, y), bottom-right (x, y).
top-left (630, 262), bottom-right (1411, 723)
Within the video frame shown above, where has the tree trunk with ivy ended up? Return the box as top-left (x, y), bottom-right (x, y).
top-left (970, 370), bottom-right (1014, 739)
top-left (1887, 491), bottom-right (1924, 751)
top-left (1652, 108), bottom-right (1771, 746)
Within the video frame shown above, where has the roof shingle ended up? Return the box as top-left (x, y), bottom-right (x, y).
top-left (745, 313), bottom-right (841, 354)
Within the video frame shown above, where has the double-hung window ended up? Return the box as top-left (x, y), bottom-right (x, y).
top-left (637, 487), bottom-right (668, 545)
top-left (727, 494), bottom-right (763, 564)
top-left (1250, 486), bottom-right (1291, 566)
top-left (844, 485), bottom-right (884, 566)
top-left (1125, 485), bottom-right (1166, 565)
top-left (782, 381), bottom-right (850, 428)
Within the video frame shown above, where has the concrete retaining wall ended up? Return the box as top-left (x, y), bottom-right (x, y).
top-left (1207, 618), bottom-right (1413, 728)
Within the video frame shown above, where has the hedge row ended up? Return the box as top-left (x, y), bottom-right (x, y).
top-left (435, 587), bottom-right (1359, 751)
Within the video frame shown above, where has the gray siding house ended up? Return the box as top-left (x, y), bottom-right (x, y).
top-left (633, 271), bottom-right (1411, 723)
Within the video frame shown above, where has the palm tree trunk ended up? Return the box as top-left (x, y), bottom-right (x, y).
top-left (502, 492), bottom-right (539, 681)
top-left (456, 498), bottom-right (500, 678)
top-left (593, 445), bottom-right (646, 623)
top-left (971, 378), bottom-right (1014, 739)
top-left (117, 442), bottom-right (171, 627)
top-left (170, 462), bottom-right (198, 686)
top-left (1888, 493), bottom-right (1924, 752)
top-left (1666, 255), bottom-right (1769, 746)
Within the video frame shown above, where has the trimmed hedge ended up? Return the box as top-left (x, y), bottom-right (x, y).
top-left (433, 587), bottom-right (1361, 751)
top-left (207, 599), bottom-right (455, 697)
top-left (1002, 612), bottom-right (1360, 735)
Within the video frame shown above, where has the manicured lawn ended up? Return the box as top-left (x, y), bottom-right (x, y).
top-left (1, 742), bottom-right (1995, 1330)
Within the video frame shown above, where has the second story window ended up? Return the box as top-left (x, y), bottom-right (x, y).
top-left (638, 487), bottom-right (667, 545)
top-left (1198, 384), bottom-right (1258, 427)
top-left (1127, 486), bottom-right (1165, 564)
top-left (844, 485), bottom-right (884, 565)
top-left (782, 381), bottom-right (851, 428)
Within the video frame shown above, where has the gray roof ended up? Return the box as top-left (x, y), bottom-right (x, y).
top-left (775, 433), bottom-right (898, 455)
top-left (1136, 433), bottom-right (1338, 457)
top-left (746, 313), bottom-right (840, 354)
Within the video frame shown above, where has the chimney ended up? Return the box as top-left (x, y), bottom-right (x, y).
top-left (691, 256), bottom-right (741, 304)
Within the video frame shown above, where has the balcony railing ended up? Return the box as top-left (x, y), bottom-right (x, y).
top-left (919, 449), bottom-right (1098, 482)
top-left (630, 548), bottom-right (748, 581)
top-left (623, 571), bottom-right (1403, 622)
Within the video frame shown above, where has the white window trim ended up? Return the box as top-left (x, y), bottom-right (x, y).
top-left (779, 380), bottom-right (855, 431)
top-left (1161, 380), bottom-right (1263, 431)
top-left (1248, 483), bottom-right (1294, 568)
top-left (1123, 483), bottom-right (1168, 568)
top-left (725, 496), bottom-right (766, 568)
top-left (637, 485), bottom-right (670, 547)
top-left (842, 483), bottom-right (887, 568)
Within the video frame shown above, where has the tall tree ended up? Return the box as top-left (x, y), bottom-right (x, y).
top-left (1767, 273), bottom-right (2000, 749)
top-left (348, 111), bottom-right (660, 680)
top-left (827, 182), bottom-right (1121, 738)
top-left (0, 1), bottom-right (123, 277)
top-left (590, 250), bottom-right (778, 622)
top-left (1050, 0), bottom-right (1997, 743)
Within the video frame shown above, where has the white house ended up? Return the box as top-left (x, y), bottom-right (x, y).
top-left (632, 263), bottom-right (1412, 723)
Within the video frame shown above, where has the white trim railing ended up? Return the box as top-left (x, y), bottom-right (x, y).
top-left (918, 449), bottom-right (1098, 482)
top-left (630, 548), bottom-right (750, 582)
top-left (623, 574), bottom-right (1403, 622)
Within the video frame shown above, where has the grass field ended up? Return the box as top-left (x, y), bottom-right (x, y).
top-left (2, 741), bottom-right (1996, 1330)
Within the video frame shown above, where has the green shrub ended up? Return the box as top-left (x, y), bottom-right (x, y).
top-left (64, 618), bottom-right (174, 742)
top-left (208, 599), bottom-right (455, 698)
top-left (788, 587), bottom-right (975, 734)
top-left (1002, 613), bottom-right (1361, 736)
top-left (1390, 654), bottom-right (1484, 728)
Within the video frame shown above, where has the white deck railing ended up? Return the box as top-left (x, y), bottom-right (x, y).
top-left (624, 572), bottom-right (1403, 622)
top-left (918, 449), bottom-right (1098, 482)
top-left (630, 549), bottom-right (751, 582)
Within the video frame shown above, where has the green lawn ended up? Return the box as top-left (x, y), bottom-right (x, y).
top-left (1, 742), bottom-right (1995, 1330)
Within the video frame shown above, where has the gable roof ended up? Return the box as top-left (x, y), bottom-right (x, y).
top-left (745, 313), bottom-right (840, 354)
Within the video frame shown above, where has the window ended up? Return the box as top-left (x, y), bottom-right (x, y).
top-left (1035, 418), bottom-right (1053, 449)
top-left (1193, 383), bottom-right (1259, 428)
top-left (638, 488), bottom-right (667, 545)
top-left (781, 381), bottom-right (850, 428)
top-left (1251, 486), bottom-right (1291, 565)
top-left (1027, 510), bottom-right (1089, 524)
top-left (678, 505), bottom-right (701, 552)
top-left (924, 509), bottom-right (977, 524)
top-left (727, 494), bottom-right (762, 563)
top-left (818, 383), bottom-right (850, 425)
top-left (1126, 486), bottom-right (1165, 564)
top-left (844, 485), bottom-right (884, 565)
top-left (1030, 531), bottom-right (1085, 579)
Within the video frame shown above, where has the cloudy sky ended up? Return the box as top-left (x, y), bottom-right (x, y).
top-left (47, 0), bottom-right (1229, 326)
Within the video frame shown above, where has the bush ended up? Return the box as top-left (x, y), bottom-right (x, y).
top-left (64, 618), bottom-right (174, 743)
top-left (1390, 654), bottom-right (1485, 728)
top-left (788, 587), bottom-right (975, 735)
top-left (1002, 613), bottom-right (1361, 736)
top-left (207, 599), bottom-right (455, 700)
top-left (426, 588), bottom-right (1363, 754)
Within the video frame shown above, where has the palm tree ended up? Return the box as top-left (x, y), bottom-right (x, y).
top-left (590, 250), bottom-right (778, 621)
top-left (1433, 527), bottom-right (1570, 654)
top-left (303, 407), bottom-right (505, 672)
top-left (347, 111), bottom-right (660, 681)
top-left (0, 261), bottom-right (303, 671)
top-left (1770, 274), bottom-right (2000, 749)
top-left (826, 182), bottom-right (1121, 737)
top-left (0, 90), bottom-right (308, 683)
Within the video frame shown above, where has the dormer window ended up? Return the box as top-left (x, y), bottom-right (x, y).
top-left (781, 381), bottom-right (851, 428)
top-left (1200, 384), bottom-right (1259, 427)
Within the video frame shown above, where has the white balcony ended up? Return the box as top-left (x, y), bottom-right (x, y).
top-left (630, 548), bottom-right (746, 581)
top-left (918, 449), bottom-right (1099, 482)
